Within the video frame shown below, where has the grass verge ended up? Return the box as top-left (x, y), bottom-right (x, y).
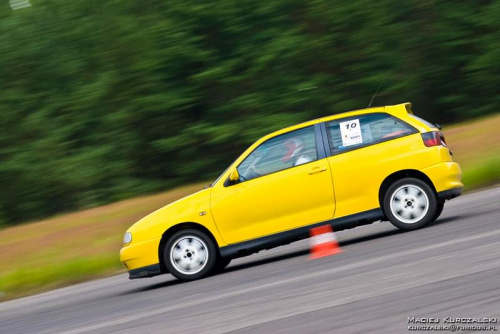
top-left (0, 255), bottom-right (122, 300)
top-left (444, 113), bottom-right (500, 190)
top-left (0, 183), bottom-right (205, 301)
top-left (461, 156), bottom-right (500, 191)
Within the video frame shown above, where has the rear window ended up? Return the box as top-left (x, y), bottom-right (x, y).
top-left (326, 113), bottom-right (416, 154)
top-left (408, 114), bottom-right (437, 129)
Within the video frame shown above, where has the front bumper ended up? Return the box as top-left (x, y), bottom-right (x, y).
top-left (128, 263), bottom-right (162, 279)
top-left (120, 236), bottom-right (162, 278)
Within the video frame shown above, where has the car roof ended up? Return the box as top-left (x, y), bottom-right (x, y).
top-left (262, 102), bottom-right (411, 141)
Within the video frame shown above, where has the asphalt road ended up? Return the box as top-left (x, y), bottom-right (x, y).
top-left (1, 187), bottom-right (499, 334)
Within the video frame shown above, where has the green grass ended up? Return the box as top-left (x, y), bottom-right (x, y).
top-left (444, 113), bottom-right (500, 190)
top-left (461, 156), bottom-right (500, 191)
top-left (0, 255), bottom-right (122, 300)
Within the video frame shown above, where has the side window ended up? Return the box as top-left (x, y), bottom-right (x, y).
top-left (237, 126), bottom-right (317, 181)
top-left (326, 113), bottom-right (416, 154)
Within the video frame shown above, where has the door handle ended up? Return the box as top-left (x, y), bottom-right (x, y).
top-left (308, 166), bottom-right (327, 175)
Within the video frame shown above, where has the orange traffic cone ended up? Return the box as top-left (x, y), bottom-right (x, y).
top-left (309, 225), bottom-right (343, 259)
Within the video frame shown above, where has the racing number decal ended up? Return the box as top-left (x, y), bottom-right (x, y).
top-left (339, 119), bottom-right (363, 146)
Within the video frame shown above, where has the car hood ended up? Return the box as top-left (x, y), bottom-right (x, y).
top-left (126, 187), bottom-right (212, 238)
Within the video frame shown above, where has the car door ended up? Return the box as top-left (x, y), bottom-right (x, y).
top-left (210, 125), bottom-right (335, 244)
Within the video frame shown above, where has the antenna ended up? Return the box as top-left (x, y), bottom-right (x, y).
top-left (368, 76), bottom-right (386, 107)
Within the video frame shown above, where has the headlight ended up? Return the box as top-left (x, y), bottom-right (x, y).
top-left (123, 232), bottom-right (132, 244)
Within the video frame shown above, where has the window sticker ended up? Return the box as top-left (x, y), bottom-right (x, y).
top-left (339, 119), bottom-right (363, 146)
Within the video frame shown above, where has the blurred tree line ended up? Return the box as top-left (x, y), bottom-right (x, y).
top-left (0, 0), bottom-right (498, 225)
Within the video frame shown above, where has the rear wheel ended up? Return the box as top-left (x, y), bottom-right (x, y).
top-left (383, 178), bottom-right (437, 230)
top-left (164, 229), bottom-right (217, 281)
top-left (433, 202), bottom-right (445, 222)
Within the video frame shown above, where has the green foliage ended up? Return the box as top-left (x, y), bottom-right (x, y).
top-left (0, 0), bottom-right (498, 224)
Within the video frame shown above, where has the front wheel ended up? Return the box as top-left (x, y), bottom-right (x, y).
top-left (215, 257), bottom-right (231, 273)
top-left (383, 178), bottom-right (437, 231)
top-left (432, 202), bottom-right (445, 222)
top-left (164, 229), bottom-right (217, 281)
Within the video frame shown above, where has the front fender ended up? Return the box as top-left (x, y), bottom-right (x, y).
top-left (125, 188), bottom-right (227, 251)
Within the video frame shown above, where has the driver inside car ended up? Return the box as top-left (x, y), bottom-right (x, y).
top-left (241, 137), bottom-right (312, 180)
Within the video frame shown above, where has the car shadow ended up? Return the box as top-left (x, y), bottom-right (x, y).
top-left (222, 249), bottom-right (310, 274)
top-left (223, 227), bottom-right (407, 273)
top-left (119, 277), bottom-right (183, 296)
top-left (340, 228), bottom-right (403, 246)
top-left (430, 213), bottom-right (476, 227)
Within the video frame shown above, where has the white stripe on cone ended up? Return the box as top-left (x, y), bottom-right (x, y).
top-left (310, 232), bottom-right (337, 245)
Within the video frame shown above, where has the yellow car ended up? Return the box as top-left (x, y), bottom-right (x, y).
top-left (120, 102), bottom-right (462, 281)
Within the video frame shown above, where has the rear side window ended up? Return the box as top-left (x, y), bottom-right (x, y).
top-left (326, 113), bottom-right (416, 154)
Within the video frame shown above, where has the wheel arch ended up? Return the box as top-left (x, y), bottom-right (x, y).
top-left (158, 222), bottom-right (220, 273)
top-left (378, 169), bottom-right (437, 215)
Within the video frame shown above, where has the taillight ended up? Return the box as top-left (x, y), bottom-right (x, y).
top-left (422, 131), bottom-right (446, 147)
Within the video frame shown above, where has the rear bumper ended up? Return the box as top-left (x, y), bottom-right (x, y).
top-left (421, 161), bottom-right (463, 193)
top-left (437, 187), bottom-right (462, 201)
top-left (128, 264), bottom-right (162, 279)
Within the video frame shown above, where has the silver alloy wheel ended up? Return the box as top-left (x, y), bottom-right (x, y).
top-left (389, 184), bottom-right (429, 224)
top-left (170, 236), bottom-right (209, 275)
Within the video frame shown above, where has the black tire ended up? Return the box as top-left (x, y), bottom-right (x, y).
top-left (163, 229), bottom-right (217, 281)
top-left (433, 202), bottom-right (445, 222)
top-left (383, 178), bottom-right (437, 231)
top-left (215, 257), bottom-right (231, 273)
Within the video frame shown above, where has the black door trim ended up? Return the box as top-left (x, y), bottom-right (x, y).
top-left (314, 123), bottom-right (327, 160)
top-left (319, 122), bottom-right (331, 158)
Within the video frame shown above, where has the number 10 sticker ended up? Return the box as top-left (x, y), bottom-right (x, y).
top-left (339, 119), bottom-right (363, 147)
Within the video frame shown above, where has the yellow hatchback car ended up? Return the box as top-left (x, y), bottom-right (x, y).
top-left (120, 102), bottom-right (462, 281)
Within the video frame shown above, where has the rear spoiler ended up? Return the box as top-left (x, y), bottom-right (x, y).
top-left (385, 102), bottom-right (413, 117)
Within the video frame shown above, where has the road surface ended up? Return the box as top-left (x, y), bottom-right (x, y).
top-left (1, 187), bottom-right (499, 333)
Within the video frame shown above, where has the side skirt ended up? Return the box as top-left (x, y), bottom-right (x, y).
top-left (219, 208), bottom-right (384, 259)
